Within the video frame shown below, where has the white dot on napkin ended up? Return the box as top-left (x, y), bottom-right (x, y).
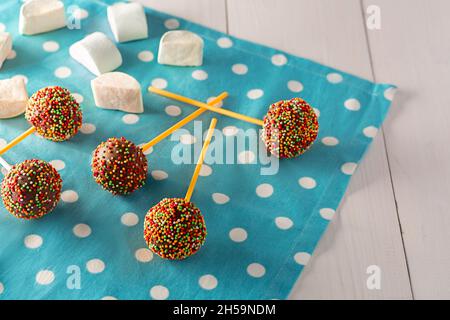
top-left (199, 164), bottom-right (212, 177)
top-left (271, 54), bottom-right (287, 66)
top-left (73, 223), bottom-right (91, 238)
top-left (72, 93), bottom-right (84, 103)
top-left (165, 105), bottom-right (181, 116)
top-left (256, 183), bottom-right (273, 198)
top-left (86, 259), bottom-right (105, 274)
top-left (247, 263), bottom-right (266, 278)
top-left (151, 170), bottom-right (168, 181)
top-left (238, 150), bottom-right (256, 164)
top-left (319, 208), bottom-right (335, 220)
top-left (199, 275), bottom-right (218, 290)
top-left (151, 78), bottom-right (168, 89)
top-left (61, 190), bottom-right (79, 203)
top-left (164, 18), bottom-right (179, 29)
top-left (138, 51), bottom-right (154, 62)
top-left (344, 98), bottom-right (361, 111)
top-left (54, 66), bottom-right (72, 78)
top-left (36, 270), bottom-right (55, 285)
top-left (341, 162), bottom-right (357, 175)
top-left (212, 193), bottom-right (230, 205)
top-left (275, 217), bottom-right (293, 230)
top-left (321, 136), bottom-right (339, 146)
top-left (298, 177), bottom-right (317, 189)
top-left (294, 252), bottom-right (311, 266)
top-left (217, 37), bottom-right (233, 48)
top-left (363, 126), bottom-right (378, 138)
top-left (150, 285), bottom-right (169, 300)
top-left (232, 63), bottom-right (248, 75)
top-left (49, 160), bottom-right (65, 171)
top-left (80, 123), bottom-right (96, 134)
top-left (287, 80), bottom-right (303, 92)
top-left (122, 114), bottom-right (139, 124)
top-left (326, 73), bottom-right (343, 84)
top-left (43, 41), bottom-right (59, 52)
top-left (229, 228), bottom-right (247, 243)
top-left (192, 70), bottom-right (208, 80)
top-left (247, 89), bottom-right (264, 100)
top-left (24, 234), bottom-right (43, 249)
top-left (135, 248), bottom-right (153, 263)
top-left (121, 212), bottom-right (139, 227)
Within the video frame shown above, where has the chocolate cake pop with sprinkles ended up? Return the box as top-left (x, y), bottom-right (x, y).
top-left (261, 98), bottom-right (319, 159)
top-left (143, 118), bottom-right (217, 261)
top-left (1, 159), bottom-right (62, 219)
top-left (144, 197), bottom-right (207, 260)
top-left (25, 86), bottom-right (83, 142)
top-left (91, 137), bottom-right (148, 195)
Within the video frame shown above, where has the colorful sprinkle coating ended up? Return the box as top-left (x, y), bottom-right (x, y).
top-left (261, 98), bottom-right (319, 158)
top-left (144, 198), bottom-right (207, 260)
top-left (1, 159), bottom-right (62, 220)
top-left (91, 137), bottom-right (148, 195)
top-left (25, 86), bottom-right (83, 142)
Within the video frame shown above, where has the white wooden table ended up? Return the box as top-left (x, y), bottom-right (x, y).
top-left (137, 0), bottom-right (450, 299)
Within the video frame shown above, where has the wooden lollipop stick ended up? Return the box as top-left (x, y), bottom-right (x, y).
top-left (185, 118), bottom-right (217, 202)
top-left (149, 86), bottom-right (264, 127)
top-left (141, 92), bottom-right (228, 152)
top-left (0, 156), bottom-right (12, 172)
top-left (0, 127), bottom-right (36, 155)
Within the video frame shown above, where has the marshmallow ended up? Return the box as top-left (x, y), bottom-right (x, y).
top-left (0, 77), bottom-right (28, 119)
top-left (91, 72), bottom-right (144, 113)
top-left (70, 32), bottom-right (122, 76)
top-left (0, 32), bottom-right (12, 69)
top-left (19, 0), bottom-right (66, 35)
top-left (158, 31), bottom-right (204, 66)
top-left (107, 2), bottom-right (148, 43)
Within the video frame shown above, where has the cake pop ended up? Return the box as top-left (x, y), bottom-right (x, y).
top-left (26, 86), bottom-right (83, 141)
top-left (0, 86), bottom-right (83, 156)
top-left (91, 137), bottom-right (148, 195)
top-left (144, 197), bottom-right (206, 260)
top-left (91, 92), bottom-right (228, 195)
top-left (1, 159), bottom-right (62, 219)
top-left (144, 118), bottom-right (217, 260)
top-left (262, 98), bottom-right (318, 158)
top-left (149, 87), bottom-right (319, 159)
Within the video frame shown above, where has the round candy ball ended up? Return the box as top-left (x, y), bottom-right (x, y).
top-left (261, 97), bottom-right (319, 159)
top-left (91, 137), bottom-right (148, 195)
top-left (25, 86), bottom-right (83, 142)
top-left (144, 198), bottom-right (207, 260)
top-left (1, 159), bottom-right (62, 219)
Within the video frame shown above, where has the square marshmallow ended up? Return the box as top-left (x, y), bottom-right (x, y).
top-left (19, 0), bottom-right (66, 35)
top-left (0, 32), bottom-right (12, 69)
top-left (107, 2), bottom-right (148, 43)
top-left (158, 31), bottom-right (204, 67)
top-left (70, 32), bottom-right (122, 76)
top-left (91, 72), bottom-right (144, 114)
top-left (0, 77), bottom-right (28, 119)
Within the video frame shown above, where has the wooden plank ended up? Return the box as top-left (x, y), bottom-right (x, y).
top-left (134, 0), bottom-right (227, 32)
top-left (227, 0), bottom-right (412, 299)
top-left (364, 0), bottom-right (450, 299)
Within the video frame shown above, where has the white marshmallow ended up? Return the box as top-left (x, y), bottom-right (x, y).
top-left (158, 31), bottom-right (204, 66)
top-left (0, 32), bottom-right (12, 69)
top-left (0, 77), bottom-right (28, 119)
top-left (107, 2), bottom-right (148, 43)
top-left (19, 0), bottom-right (66, 35)
top-left (69, 32), bottom-right (122, 76)
top-left (91, 72), bottom-right (143, 114)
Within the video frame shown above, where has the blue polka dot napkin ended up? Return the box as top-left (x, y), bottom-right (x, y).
top-left (0, 0), bottom-right (396, 300)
